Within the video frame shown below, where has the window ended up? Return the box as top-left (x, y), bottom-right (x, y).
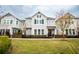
top-left (10, 20), bottom-right (13, 24)
top-left (36, 20), bottom-right (38, 24)
top-left (40, 15), bottom-right (41, 18)
top-left (7, 20), bottom-right (9, 24)
top-left (66, 29), bottom-right (68, 35)
top-left (16, 21), bottom-right (18, 24)
top-left (42, 19), bottom-right (44, 24)
top-left (34, 29), bottom-right (37, 35)
top-left (42, 29), bottom-right (44, 35)
top-left (40, 20), bottom-right (42, 24)
top-left (37, 15), bottom-right (41, 18)
top-left (4, 20), bottom-right (6, 24)
top-left (38, 29), bottom-right (40, 35)
top-left (34, 19), bottom-right (36, 24)
top-left (72, 29), bottom-right (75, 35)
top-left (37, 15), bottom-right (39, 18)
top-left (69, 29), bottom-right (72, 35)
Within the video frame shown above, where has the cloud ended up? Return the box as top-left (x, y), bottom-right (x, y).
top-left (0, 5), bottom-right (78, 19)
top-left (35, 5), bottom-right (75, 17)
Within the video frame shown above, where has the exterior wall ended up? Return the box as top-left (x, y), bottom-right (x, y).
top-left (0, 15), bottom-right (22, 35)
top-left (25, 19), bottom-right (32, 28)
top-left (31, 13), bottom-right (48, 35)
top-left (47, 19), bottom-right (55, 26)
top-left (0, 16), bottom-right (21, 28)
top-left (0, 12), bottom-right (79, 37)
top-left (25, 19), bottom-right (32, 35)
top-left (26, 29), bottom-right (31, 35)
top-left (55, 18), bottom-right (77, 36)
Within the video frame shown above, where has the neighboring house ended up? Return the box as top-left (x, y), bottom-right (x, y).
top-left (0, 13), bottom-right (22, 37)
top-left (76, 17), bottom-right (79, 36)
top-left (55, 13), bottom-right (78, 37)
top-left (0, 11), bottom-right (79, 38)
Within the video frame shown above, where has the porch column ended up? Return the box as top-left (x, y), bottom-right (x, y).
top-left (10, 28), bottom-right (13, 37)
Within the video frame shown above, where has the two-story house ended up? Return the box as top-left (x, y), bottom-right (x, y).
top-left (55, 13), bottom-right (78, 37)
top-left (25, 12), bottom-right (56, 37)
top-left (0, 11), bottom-right (79, 38)
top-left (0, 13), bottom-right (22, 37)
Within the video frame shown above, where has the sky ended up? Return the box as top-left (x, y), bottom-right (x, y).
top-left (0, 5), bottom-right (79, 19)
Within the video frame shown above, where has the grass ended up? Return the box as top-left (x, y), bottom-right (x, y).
top-left (10, 38), bottom-right (79, 54)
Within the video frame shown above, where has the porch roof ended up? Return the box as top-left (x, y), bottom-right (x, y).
top-left (47, 26), bottom-right (56, 29)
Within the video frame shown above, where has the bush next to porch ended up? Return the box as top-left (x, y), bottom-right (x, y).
top-left (0, 36), bottom-right (11, 53)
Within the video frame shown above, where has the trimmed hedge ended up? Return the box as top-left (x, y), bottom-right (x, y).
top-left (0, 36), bottom-right (11, 54)
top-left (24, 35), bottom-right (48, 38)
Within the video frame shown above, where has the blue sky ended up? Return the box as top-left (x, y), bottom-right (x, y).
top-left (0, 5), bottom-right (79, 19)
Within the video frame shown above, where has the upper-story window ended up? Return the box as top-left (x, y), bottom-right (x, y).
top-left (16, 21), bottom-right (18, 24)
top-left (37, 15), bottom-right (39, 18)
top-left (10, 20), bottom-right (13, 24)
top-left (4, 20), bottom-right (6, 24)
top-left (34, 19), bottom-right (37, 24)
top-left (42, 19), bottom-right (44, 24)
top-left (7, 20), bottom-right (9, 24)
top-left (34, 19), bottom-right (44, 24)
top-left (40, 15), bottom-right (41, 18)
top-left (37, 15), bottom-right (41, 18)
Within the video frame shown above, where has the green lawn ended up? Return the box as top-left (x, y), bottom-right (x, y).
top-left (10, 38), bottom-right (79, 54)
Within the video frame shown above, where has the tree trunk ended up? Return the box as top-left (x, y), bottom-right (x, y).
top-left (62, 30), bottom-right (65, 40)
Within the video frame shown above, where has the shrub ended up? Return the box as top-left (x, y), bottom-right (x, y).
top-left (0, 36), bottom-right (11, 54)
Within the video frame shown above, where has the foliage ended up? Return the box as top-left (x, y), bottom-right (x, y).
top-left (0, 36), bottom-right (11, 53)
top-left (55, 10), bottom-right (75, 38)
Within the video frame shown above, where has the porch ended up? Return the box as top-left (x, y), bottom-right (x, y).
top-left (0, 28), bottom-right (22, 37)
top-left (47, 26), bottom-right (56, 37)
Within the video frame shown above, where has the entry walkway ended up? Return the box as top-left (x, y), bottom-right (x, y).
top-left (9, 38), bottom-right (78, 40)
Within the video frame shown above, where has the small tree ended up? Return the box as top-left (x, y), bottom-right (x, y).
top-left (55, 10), bottom-right (75, 39)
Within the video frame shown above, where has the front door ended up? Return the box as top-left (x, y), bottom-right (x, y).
top-left (6, 29), bottom-right (10, 37)
top-left (48, 29), bottom-right (52, 37)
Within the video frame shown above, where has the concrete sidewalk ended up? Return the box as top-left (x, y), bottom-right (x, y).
top-left (9, 38), bottom-right (78, 40)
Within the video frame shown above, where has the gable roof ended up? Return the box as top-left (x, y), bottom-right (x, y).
top-left (32, 11), bottom-right (47, 18)
top-left (25, 11), bottom-right (55, 20)
top-left (0, 13), bottom-right (21, 22)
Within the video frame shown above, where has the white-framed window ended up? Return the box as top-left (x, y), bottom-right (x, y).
top-left (72, 29), bottom-right (75, 35)
top-left (42, 19), bottom-right (44, 24)
top-left (7, 20), bottom-right (9, 24)
top-left (66, 29), bottom-right (68, 35)
top-left (34, 19), bottom-right (36, 24)
top-left (10, 20), bottom-right (13, 24)
top-left (38, 29), bottom-right (40, 35)
top-left (40, 19), bottom-right (44, 24)
top-left (4, 20), bottom-right (6, 24)
top-left (69, 29), bottom-right (72, 35)
top-left (34, 29), bottom-right (37, 35)
top-left (16, 21), bottom-right (18, 24)
top-left (37, 15), bottom-right (41, 18)
top-left (42, 29), bottom-right (44, 35)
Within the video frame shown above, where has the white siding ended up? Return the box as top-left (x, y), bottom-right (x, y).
top-left (31, 13), bottom-right (48, 35)
top-left (25, 19), bottom-right (32, 28)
